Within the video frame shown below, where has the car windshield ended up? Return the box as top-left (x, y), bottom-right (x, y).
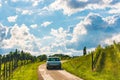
top-left (47, 58), bottom-right (60, 61)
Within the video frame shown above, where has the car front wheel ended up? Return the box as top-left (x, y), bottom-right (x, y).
top-left (47, 66), bottom-right (49, 69)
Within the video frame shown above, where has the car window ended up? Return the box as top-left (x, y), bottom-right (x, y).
top-left (48, 58), bottom-right (60, 61)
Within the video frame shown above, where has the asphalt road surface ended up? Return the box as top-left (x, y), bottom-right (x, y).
top-left (38, 64), bottom-right (83, 80)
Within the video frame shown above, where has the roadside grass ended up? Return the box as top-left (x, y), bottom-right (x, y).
top-left (62, 43), bottom-right (120, 80)
top-left (63, 55), bottom-right (120, 80)
top-left (11, 62), bottom-right (44, 80)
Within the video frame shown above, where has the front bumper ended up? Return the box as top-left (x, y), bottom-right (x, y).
top-left (47, 63), bottom-right (61, 68)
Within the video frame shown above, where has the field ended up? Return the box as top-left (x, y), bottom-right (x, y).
top-left (63, 42), bottom-right (120, 80)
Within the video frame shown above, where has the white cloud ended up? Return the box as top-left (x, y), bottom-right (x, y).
top-left (104, 34), bottom-right (120, 45)
top-left (108, 3), bottom-right (120, 14)
top-left (22, 10), bottom-right (32, 15)
top-left (49, 28), bottom-right (70, 52)
top-left (39, 28), bottom-right (67, 54)
top-left (66, 13), bottom-right (120, 50)
top-left (50, 27), bottom-right (67, 40)
top-left (30, 24), bottom-right (38, 28)
top-left (103, 0), bottom-right (112, 4)
top-left (0, 21), bottom-right (101, 56)
top-left (38, 27), bottom-right (73, 55)
top-left (16, 8), bottom-right (33, 15)
top-left (2, 24), bottom-right (41, 55)
top-left (0, 3), bottom-right (2, 7)
top-left (32, 0), bottom-right (43, 7)
top-left (7, 15), bottom-right (18, 22)
top-left (46, 0), bottom-right (92, 15)
top-left (11, 0), bottom-right (18, 2)
top-left (12, 0), bottom-right (43, 7)
top-left (41, 21), bottom-right (52, 27)
top-left (77, 0), bottom-right (88, 2)
top-left (11, 0), bottom-right (30, 2)
top-left (103, 16), bottom-right (117, 24)
top-left (71, 25), bottom-right (87, 42)
top-left (109, 9), bottom-right (120, 14)
top-left (48, 0), bottom-right (78, 16)
top-left (44, 0), bottom-right (120, 16)
top-left (40, 46), bottom-right (51, 53)
top-left (70, 14), bottom-right (92, 42)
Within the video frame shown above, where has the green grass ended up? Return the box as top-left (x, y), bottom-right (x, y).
top-left (11, 62), bottom-right (44, 80)
top-left (62, 43), bottom-right (120, 80)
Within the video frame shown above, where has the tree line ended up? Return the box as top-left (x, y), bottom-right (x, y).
top-left (0, 49), bottom-right (78, 80)
top-left (0, 49), bottom-right (37, 80)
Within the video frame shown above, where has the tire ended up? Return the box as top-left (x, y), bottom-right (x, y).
top-left (59, 66), bottom-right (61, 69)
top-left (47, 66), bottom-right (49, 69)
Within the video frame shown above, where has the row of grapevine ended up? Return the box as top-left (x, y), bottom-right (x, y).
top-left (92, 42), bottom-right (120, 71)
top-left (0, 49), bottom-right (37, 80)
top-left (91, 45), bottom-right (103, 71)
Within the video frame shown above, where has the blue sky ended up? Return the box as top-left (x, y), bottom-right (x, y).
top-left (0, 0), bottom-right (120, 56)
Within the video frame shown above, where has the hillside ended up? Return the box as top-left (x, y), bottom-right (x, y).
top-left (62, 42), bottom-right (120, 80)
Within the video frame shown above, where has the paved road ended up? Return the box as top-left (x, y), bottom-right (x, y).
top-left (38, 64), bottom-right (83, 80)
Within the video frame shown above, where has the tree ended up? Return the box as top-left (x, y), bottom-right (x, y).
top-left (49, 54), bottom-right (71, 60)
top-left (0, 49), bottom-right (37, 80)
top-left (83, 46), bottom-right (87, 55)
top-left (37, 54), bottom-right (47, 61)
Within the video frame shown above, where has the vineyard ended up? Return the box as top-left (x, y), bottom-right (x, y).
top-left (0, 49), bottom-right (36, 80)
top-left (63, 42), bottom-right (120, 80)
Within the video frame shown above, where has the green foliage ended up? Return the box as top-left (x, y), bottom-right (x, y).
top-left (0, 49), bottom-right (37, 80)
top-left (37, 54), bottom-right (47, 61)
top-left (49, 54), bottom-right (71, 60)
top-left (63, 42), bottom-right (120, 80)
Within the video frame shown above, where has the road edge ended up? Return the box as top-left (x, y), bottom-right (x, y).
top-left (38, 65), bottom-right (44, 80)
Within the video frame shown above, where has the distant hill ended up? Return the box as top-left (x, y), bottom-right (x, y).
top-left (63, 42), bottom-right (120, 80)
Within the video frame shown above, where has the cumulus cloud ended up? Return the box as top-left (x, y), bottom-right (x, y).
top-left (30, 24), bottom-right (38, 28)
top-left (0, 22), bottom-right (102, 56)
top-left (41, 21), bottom-right (52, 27)
top-left (1, 24), bottom-right (41, 55)
top-left (48, 0), bottom-right (79, 15)
top-left (21, 9), bottom-right (33, 15)
top-left (50, 27), bottom-right (67, 39)
top-left (11, 0), bottom-right (43, 7)
top-left (38, 27), bottom-right (74, 55)
top-left (46, 0), bottom-right (119, 16)
top-left (32, 0), bottom-right (43, 7)
top-left (7, 15), bottom-right (18, 22)
top-left (104, 34), bottom-right (120, 45)
top-left (71, 21), bottom-right (87, 42)
top-left (108, 3), bottom-right (120, 14)
top-left (66, 13), bottom-right (120, 50)
top-left (109, 9), bottom-right (120, 14)
top-left (1, 24), bottom-right (78, 56)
